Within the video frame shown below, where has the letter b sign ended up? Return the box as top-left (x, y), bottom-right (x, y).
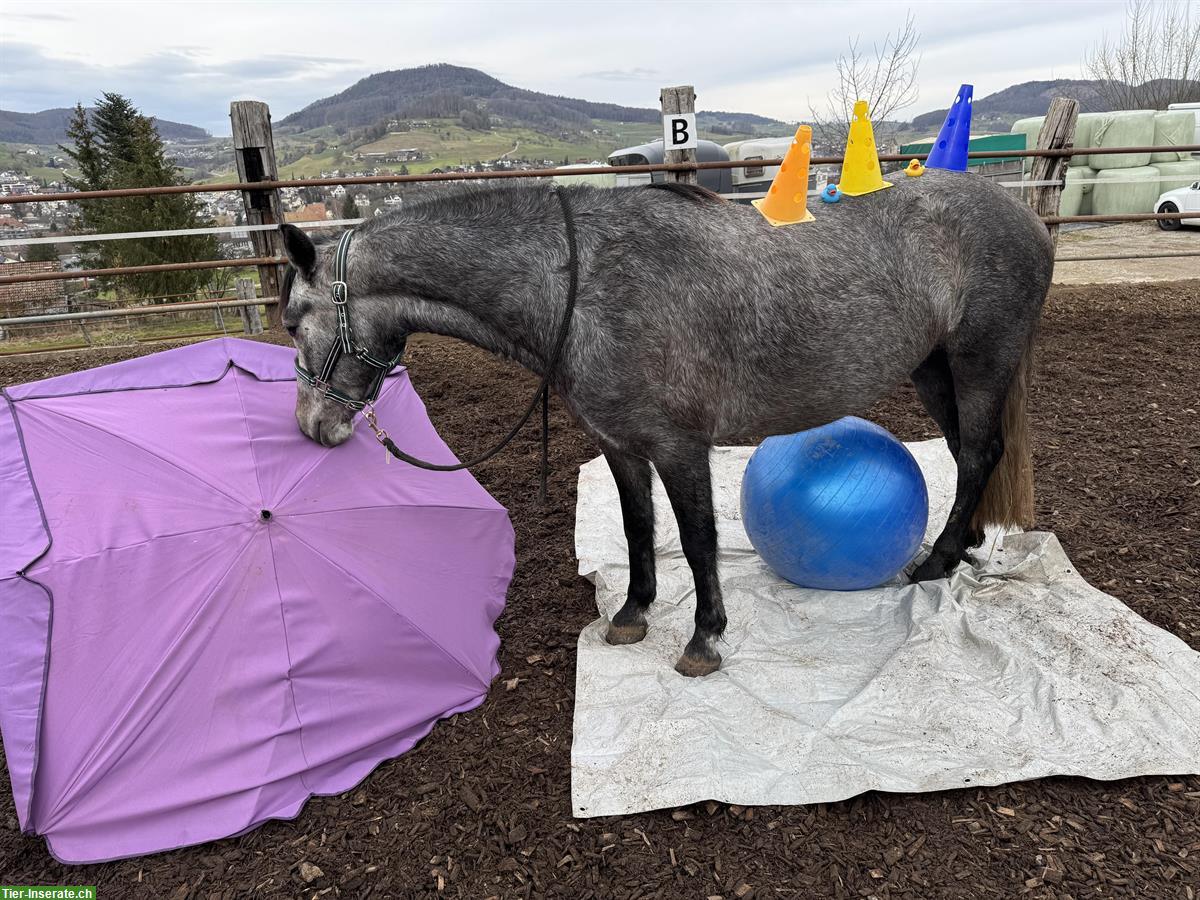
top-left (663, 113), bottom-right (698, 151)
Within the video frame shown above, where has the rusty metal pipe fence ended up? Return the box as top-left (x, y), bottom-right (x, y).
top-left (2, 144), bottom-right (1199, 206)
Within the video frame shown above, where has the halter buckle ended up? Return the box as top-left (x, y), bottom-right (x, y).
top-left (363, 404), bottom-right (390, 444)
top-left (331, 281), bottom-right (348, 305)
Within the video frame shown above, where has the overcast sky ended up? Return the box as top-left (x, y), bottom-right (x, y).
top-left (2, 0), bottom-right (1129, 135)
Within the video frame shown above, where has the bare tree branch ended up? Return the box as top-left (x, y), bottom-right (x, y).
top-left (1085, 0), bottom-right (1200, 110)
top-left (810, 13), bottom-right (921, 148)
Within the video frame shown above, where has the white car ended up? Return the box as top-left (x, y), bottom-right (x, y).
top-left (1155, 181), bottom-right (1200, 230)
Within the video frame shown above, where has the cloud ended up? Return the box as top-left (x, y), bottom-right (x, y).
top-left (0, 42), bottom-right (363, 133)
top-left (580, 67), bottom-right (660, 82)
top-left (6, 11), bottom-right (72, 21)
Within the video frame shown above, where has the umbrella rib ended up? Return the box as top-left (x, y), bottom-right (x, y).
top-left (284, 502), bottom-right (505, 517)
top-left (277, 522), bottom-right (493, 691)
top-left (22, 403), bottom-right (252, 514)
top-left (228, 365), bottom-right (268, 511)
top-left (262, 524), bottom-right (315, 794)
top-left (26, 520), bottom-right (254, 572)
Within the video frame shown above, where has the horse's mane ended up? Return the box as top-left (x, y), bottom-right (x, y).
top-left (355, 178), bottom-right (722, 236)
top-left (644, 182), bottom-right (724, 203)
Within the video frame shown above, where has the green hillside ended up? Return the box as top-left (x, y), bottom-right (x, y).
top-left (274, 118), bottom-right (773, 179)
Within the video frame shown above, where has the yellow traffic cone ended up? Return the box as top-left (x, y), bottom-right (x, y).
top-left (838, 100), bottom-right (893, 197)
top-left (752, 125), bottom-right (816, 226)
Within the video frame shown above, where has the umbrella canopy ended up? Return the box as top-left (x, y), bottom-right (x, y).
top-left (0, 338), bottom-right (514, 863)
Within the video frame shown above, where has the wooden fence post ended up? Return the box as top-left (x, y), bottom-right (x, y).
top-left (230, 101), bottom-right (286, 329)
top-left (660, 85), bottom-right (698, 185)
top-left (236, 278), bottom-right (263, 335)
top-left (1027, 97), bottom-right (1079, 248)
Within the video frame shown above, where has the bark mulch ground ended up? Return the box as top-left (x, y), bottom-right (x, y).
top-left (1, 279), bottom-right (1198, 899)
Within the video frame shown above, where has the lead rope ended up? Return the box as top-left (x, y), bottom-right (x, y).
top-left (363, 187), bottom-right (579, 502)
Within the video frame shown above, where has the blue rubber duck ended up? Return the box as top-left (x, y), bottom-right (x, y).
top-left (820, 184), bottom-right (842, 203)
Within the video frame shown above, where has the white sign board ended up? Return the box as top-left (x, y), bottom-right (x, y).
top-left (663, 112), bottom-right (698, 151)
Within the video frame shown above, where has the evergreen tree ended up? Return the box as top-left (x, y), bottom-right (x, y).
top-left (342, 195), bottom-right (361, 220)
top-left (60, 94), bottom-right (217, 300)
top-left (25, 243), bottom-right (59, 263)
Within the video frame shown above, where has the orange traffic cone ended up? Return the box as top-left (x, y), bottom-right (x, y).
top-left (838, 100), bottom-right (893, 196)
top-left (752, 125), bottom-right (816, 226)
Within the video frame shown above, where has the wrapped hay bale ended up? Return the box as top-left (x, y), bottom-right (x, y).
top-left (1091, 166), bottom-right (1162, 215)
top-left (1070, 165), bottom-right (1099, 217)
top-left (1011, 114), bottom-right (1097, 173)
top-left (1072, 114), bottom-right (1099, 167)
top-left (1060, 166), bottom-right (1097, 216)
top-left (1151, 159), bottom-right (1200, 193)
top-left (1088, 111), bottom-right (1155, 169)
top-left (1010, 117), bottom-right (1042, 175)
top-left (1151, 111), bottom-right (1196, 162)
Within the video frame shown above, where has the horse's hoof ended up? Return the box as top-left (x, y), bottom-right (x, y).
top-left (606, 621), bottom-right (648, 645)
top-left (911, 554), bottom-right (956, 583)
top-left (674, 650), bottom-right (722, 678)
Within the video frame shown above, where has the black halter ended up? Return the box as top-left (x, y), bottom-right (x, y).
top-left (293, 229), bottom-right (404, 411)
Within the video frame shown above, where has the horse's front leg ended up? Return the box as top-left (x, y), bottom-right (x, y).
top-left (655, 442), bottom-right (725, 676)
top-left (602, 445), bottom-right (657, 645)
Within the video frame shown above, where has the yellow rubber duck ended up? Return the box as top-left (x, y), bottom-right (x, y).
top-left (905, 159), bottom-right (926, 177)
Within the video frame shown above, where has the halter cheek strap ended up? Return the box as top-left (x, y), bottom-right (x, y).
top-left (293, 229), bottom-right (405, 411)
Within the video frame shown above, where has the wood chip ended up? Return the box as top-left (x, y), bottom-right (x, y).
top-left (459, 786), bottom-right (481, 812)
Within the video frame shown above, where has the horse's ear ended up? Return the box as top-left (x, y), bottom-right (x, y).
top-left (281, 224), bottom-right (316, 279)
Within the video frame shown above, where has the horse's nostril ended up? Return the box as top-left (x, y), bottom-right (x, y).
top-left (259, 510), bottom-right (273, 521)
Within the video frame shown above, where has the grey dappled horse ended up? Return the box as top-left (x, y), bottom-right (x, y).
top-left (279, 172), bottom-right (1054, 676)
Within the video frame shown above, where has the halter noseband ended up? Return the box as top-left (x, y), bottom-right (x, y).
top-left (292, 229), bottom-right (405, 411)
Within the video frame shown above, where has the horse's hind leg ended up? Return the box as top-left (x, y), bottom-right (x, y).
top-left (911, 348), bottom-right (983, 551)
top-left (602, 445), bottom-right (657, 645)
top-left (911, 346), bottom-right (1013, 582)
top-left (654, 441), bottom-right (725, 676)
top-left (911, 348), bottom-right (961, 458)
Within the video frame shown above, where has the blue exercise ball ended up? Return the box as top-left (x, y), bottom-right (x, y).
top-left (740, 417), bottom-right (929, 590)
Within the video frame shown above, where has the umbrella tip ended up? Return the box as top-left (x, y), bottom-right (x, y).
top-left (259, 509), bottom-right (273, 521)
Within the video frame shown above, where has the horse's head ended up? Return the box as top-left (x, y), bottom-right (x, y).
top-left (280, 224), bottom-right (403, 448)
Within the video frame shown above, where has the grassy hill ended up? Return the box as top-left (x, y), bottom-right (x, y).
top-left (908, 78), bottom-right (1198, 133)
top-left (277, 63), bottom-right (788, 136)
top-left (271, 118), bottom-right (774, 180)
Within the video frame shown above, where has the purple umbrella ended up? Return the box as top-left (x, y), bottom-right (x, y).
top-left (0, 338), bottom-right (514, 863)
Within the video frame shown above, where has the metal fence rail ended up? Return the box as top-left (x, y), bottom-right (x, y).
top-left (2, 143), bottom-right (1198, 206)
top-left (0, 297), bottom-right (277, 328)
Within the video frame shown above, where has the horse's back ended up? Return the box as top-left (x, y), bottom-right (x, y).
top-left (576, 176), bottom-right (1054, 440)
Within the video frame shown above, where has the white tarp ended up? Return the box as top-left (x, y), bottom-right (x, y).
top-left (571, 441), bottom-right (1200, 817)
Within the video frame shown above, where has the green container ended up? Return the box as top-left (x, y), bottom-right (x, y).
top-left (900, 132), bottom-right (1025, 167)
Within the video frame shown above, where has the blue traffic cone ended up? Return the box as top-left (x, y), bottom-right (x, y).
top-left (925, 84), bottom-right (973, 172)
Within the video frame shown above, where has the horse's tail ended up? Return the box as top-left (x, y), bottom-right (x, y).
top-left (972, 327), bottom-right (1037, 531)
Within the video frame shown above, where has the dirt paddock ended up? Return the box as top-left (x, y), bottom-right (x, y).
top-left (1, 279), bottom-right (1198, 899)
